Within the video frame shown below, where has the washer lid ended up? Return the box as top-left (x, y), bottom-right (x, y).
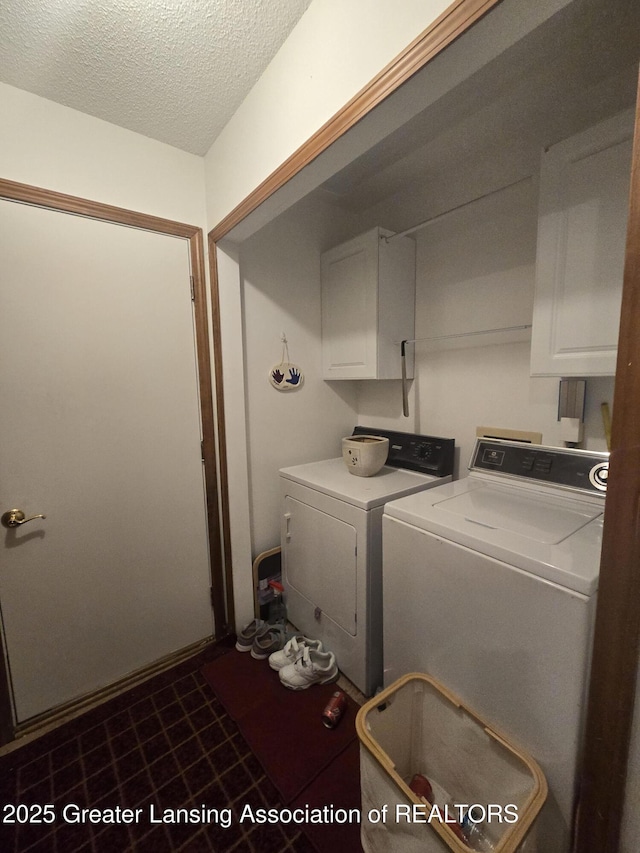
top-left (279, 457), bottom-right (447, 510)
top-left (384, 479), bottom-right (603, 595)
top-left (434, 486), bottom-right (601, 544)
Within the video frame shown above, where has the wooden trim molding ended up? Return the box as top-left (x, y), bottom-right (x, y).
top-left (0, 178), bottom-right (226, 742)
top-left (11, 637), bottom-right (216, 746)
top-left (0, 178), bottom-right (200, 238)
top-left (208, 0), bottom-right (502, 243)
top-left (575, 74), bottom-right (640, 853)
top-left (188, 229), bottom-right (227, 633)
top-left (207, 247), bottom-right (236, 633)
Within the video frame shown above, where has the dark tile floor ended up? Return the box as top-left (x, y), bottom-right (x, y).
top-left (0, 640), bottom-right (316, 852)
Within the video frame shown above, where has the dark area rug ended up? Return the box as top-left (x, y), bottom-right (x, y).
top-left (201, 649), bottom-right (363, 853)
top-left (290, 739), bottom-right (362, 853)
top-left (200, 651), bottom-right (358, 802)
top-left (0, 638), bottom-right (364, 852)
top-left (0, 639), bottom-right (319, 852)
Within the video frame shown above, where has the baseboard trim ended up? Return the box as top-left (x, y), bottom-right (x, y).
top-left (2, 636), bottom-right (219, 755)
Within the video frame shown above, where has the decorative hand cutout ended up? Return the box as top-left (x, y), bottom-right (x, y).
top-left (286, 368), bottom-right (301, 385)
top-left (269, 362), bottom-right (303, 390)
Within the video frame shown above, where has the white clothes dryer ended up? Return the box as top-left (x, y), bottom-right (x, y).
top-left (280, 427), bottom-right (454, 696)
top-left (382, 438), bottom-right (609, 852)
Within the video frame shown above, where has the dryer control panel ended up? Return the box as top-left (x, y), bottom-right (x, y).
top-left (470, 438), bottom-right (609, 495)
top-left (353, 426), bottom-right (454, 477)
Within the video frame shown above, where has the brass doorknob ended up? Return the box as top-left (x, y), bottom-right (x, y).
top-left (1, 509), bottom-right (47, 529)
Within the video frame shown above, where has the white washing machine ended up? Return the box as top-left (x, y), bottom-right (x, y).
top-left (382, 438), bottom-right (609, 852)
top-left (280, 427), bottom-right (454, 697)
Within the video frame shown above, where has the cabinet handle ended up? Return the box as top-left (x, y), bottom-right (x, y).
top-left (401, 340), bottom-right (410, 417)
top-left (284, 512), bottom-right (291, 541)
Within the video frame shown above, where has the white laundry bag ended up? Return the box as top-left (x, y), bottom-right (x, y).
top-left (356, 674), bottom-right (547, 853)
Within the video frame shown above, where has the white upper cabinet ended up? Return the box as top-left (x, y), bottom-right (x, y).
top-left (530, 109), bottom-right (634, 377)
top-left (321, 227), bottom-right (415, 380)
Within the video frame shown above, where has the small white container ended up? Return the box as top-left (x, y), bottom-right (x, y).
top-left (342, 435), bottom-right (389, 477)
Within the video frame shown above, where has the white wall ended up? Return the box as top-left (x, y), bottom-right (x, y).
top-left (356, 177), bottom-right (614, 477)
top-left (0, 83), bottom-right (207, 226)
top-left (203, 0), bottom-right (452, 228)
top-left (237, 169), bottom-right (616, 560)
top-left (204, 0), bottom-right (579, 633)
top-left (239, 195), bottom-right (362, 557)
top-left (214, 241), bottom-right (255, 631)
top-left (205, 0), bottom-right (457, 630)
top-left (414, 180), bottom-right (614, 473)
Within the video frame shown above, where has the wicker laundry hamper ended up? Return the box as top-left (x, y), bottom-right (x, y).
top-left (356, 673), bottom-right (547, 853)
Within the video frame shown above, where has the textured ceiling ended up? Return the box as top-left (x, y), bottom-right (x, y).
top-left (0, 0), bottom-right (312, 155)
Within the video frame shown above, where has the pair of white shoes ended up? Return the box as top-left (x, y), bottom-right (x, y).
top-left (268, 634), bottom-right (339, 690)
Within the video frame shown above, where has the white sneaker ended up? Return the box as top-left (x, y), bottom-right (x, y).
top-left (268, 634), bottom-right (324, 671)
top-left (278, 647), bottom-right (338, 690)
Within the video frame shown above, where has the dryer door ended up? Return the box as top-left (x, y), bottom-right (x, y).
top-left (283, 495), bottom-right (357, 635)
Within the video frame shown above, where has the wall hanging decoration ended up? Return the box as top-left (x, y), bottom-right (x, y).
top-left (269, 333), bottom-right (304, 391)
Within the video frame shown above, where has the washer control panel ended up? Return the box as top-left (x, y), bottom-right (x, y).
top-left (353, 426), bottom-right (455, 477)
top-left (471, 438), bottom-right (609, 495)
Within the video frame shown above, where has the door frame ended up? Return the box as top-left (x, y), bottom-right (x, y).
top-left (206, 1), bottom-right (640, 849)
top-left (0, 177), bottom-right (226, 744)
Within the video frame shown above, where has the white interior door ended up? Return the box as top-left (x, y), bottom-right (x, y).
top-left (0, 199), bottom-right (214, 723)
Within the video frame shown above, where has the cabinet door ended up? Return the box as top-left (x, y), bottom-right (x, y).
top-left (321, 229), bottom-right (379, 379)
top-left (530, 110), bottom-right (634, 376)
top-left (283, 496), bottom-right (357, 635)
